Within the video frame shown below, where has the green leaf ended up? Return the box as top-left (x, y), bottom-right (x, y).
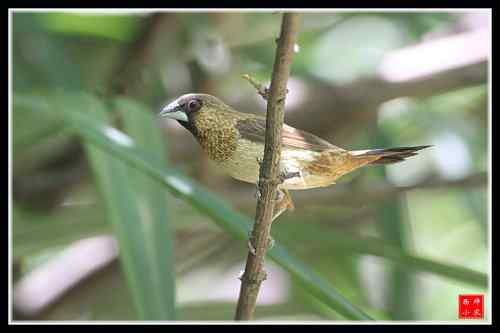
top-left (115, 97), bottom-right (176, 319)
top-left (61, 93), bottom-right (175, 320)
top-left (372, 132), bottom-right (416, 320)
top-left (40, 13), bottom-right (139, 42)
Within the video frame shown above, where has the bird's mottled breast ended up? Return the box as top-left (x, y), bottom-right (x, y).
top-left (191, 109), bottom-right (239, 162)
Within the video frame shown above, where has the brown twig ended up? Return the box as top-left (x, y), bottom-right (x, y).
top-left (243, 74), bottom-right (290, 101)
top-left (109, 13), bottom-right (174, 97)
top-left (234, 13), bottom-right (300, 321)
top-left (242, 74), bottom-right (270, 100)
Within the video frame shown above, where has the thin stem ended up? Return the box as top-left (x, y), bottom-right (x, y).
top-left (234, 13), bottom-right (300, 321)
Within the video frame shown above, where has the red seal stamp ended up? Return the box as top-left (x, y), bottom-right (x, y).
top-left (458, 294), bottom-right (484, 319)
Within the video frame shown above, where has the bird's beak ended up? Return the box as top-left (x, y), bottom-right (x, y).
top-left (159, 100), bottom-right (189, 122)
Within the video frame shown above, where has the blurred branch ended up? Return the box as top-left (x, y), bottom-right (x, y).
top-left (235, 13), bottom-right (300, 321)
top-left (13, 229), bottom-right (231, 319)
top-left (226, 171), bottom-right (488, 209)
top-left (12, 138), bottom-right (87, 212)
top-left (285, 28), bottom-right (488, 140)
top-left (379, 28), bottom-right (489, 85)
top-left (243, 74), bottom-right (270, 100)
top-left (109, 13), bottom-right (178, 98)
top-left (296, 171), bottom-right (488, 207)
top-left (13, 236), bottom-right (118, 318)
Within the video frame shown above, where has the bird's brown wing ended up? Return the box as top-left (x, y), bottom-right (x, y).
top-left (235, 117), bottom-right (344, 152)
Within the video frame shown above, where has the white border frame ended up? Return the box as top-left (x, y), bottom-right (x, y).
top-left (8, 8), bottom-right (492, 325)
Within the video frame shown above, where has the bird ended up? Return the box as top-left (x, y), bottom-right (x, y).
top-left (159, 93), bottom-right (431, 221)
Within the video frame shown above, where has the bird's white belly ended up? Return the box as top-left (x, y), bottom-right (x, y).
top-left (217, 139), bottom-right (334, 190)
top-left (217, 139), bottom-right (262, 184)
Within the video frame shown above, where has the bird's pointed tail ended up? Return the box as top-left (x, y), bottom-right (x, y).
top-left (351, 145), bottom-right (432, 165)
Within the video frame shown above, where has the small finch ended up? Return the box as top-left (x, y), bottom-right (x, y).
top-left (160, 93), bottom-right (431, 220)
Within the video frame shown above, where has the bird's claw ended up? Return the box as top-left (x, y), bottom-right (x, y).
top-left (254, 182), bottom-right (262, 199)
top-left (247, 230), bottom-right (256, 255)
top-left (278, 172), bottom-right (287, 184)
top-left (267, 236), bottom-right (275, 250)
top-left (274, 189), bottom-right (284, 202)
top-left (247, 240), bottom-right (256, 255)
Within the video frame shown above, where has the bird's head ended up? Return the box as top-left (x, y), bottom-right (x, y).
top-left (159, 93), bottom-right (244, 161)
top-left (159, 93), bottom-right (229, 129)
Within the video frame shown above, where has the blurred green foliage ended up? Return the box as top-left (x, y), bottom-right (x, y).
top-left (11, 11), bottom-right (488, 321)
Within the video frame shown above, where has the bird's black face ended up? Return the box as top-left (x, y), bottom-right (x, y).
top-left (159, 94), bottom-right (204, 126)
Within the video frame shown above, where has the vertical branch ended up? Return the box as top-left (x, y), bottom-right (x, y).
top-left (235, 13), bottom-right (300, 321)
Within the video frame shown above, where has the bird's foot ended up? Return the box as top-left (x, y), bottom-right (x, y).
top-left (254, 182), bottom-right (262, 199)
top-left (247, 239), bottom-right (256, 256)
top-left (272, 206), bottom-right (286, 222)
top-left (271, 189), bottom-right (295, 222)
top-left (267, 236), bottom-right (275, 250)
top-left (247, 230), bottom-right (256, 255)
top-left (274, 189), bottom-right (284, 202)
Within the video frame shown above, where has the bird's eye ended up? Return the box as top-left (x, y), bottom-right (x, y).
top-left (187, 99), bottom-right (202, 113)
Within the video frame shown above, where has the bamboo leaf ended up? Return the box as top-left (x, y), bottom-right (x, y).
top-left (57, 93), bottom-right (175, 320)
top-left (373, 132), bottom-right (416, 320)
top-left (115, 97), bottom-right (176, 320)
